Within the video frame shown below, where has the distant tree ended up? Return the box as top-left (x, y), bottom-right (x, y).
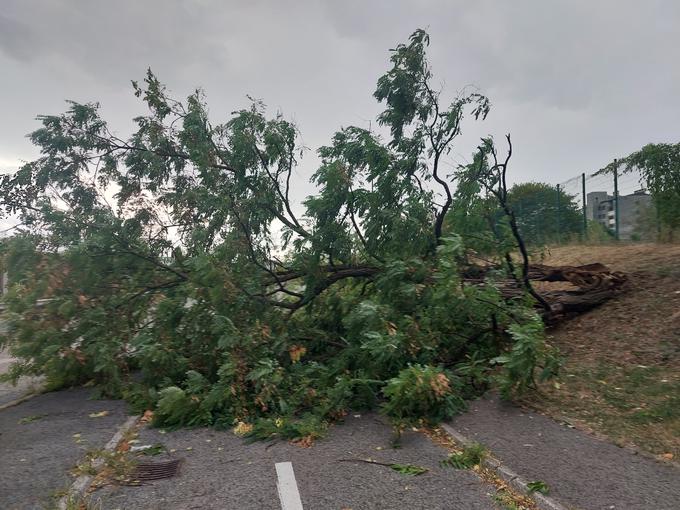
top-left (447, 180), bottom-right (583, 251)
top-left (618, 142), bottom-right (680, 240)
top-left (507, 182), bottom-right (582, 245)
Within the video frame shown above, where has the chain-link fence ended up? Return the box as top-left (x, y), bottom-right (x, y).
top-left (511, 162), bottom-right (656, 245)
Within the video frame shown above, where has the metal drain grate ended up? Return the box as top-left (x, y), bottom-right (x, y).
top-left (129, 458), bottom-right (182, 482)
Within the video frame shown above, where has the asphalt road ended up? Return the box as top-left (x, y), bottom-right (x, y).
top-left (0, 383), bottom-right (504, 510)
top-left (94, 414), bottom-right (500, 510)
top-left (0, 388), bottom-right (129, 510)
top-left (449, 394), bottom-right (680, 510)
top-left (8, 385), bottom-right (678, 509)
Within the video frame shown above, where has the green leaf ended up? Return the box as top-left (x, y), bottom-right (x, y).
top-left (389, 463), bottom-right (428, 476)
top-left (527, 480), bottom-right (550, 494)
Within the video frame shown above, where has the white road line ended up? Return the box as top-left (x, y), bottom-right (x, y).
top-left (275, 461), bottom-right (304, 510)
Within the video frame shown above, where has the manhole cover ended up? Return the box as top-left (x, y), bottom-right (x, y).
top-left (128, 458), bottom-right (182, 482)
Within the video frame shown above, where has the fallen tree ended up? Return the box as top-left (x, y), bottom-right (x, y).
top-left (530, 263), bottom-right (627, 318)
top-left (463, 263), bottom-right (627, 320)
top-left (0, 30), bottom-right (613, 439)
top-left (528, 263), bottom-right (626, 289)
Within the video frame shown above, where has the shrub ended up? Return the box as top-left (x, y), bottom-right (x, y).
top-left (381, 364), bottom-right (466, 429)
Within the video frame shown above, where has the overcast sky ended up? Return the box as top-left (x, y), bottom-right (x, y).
top-left (1, 0), bottom-right (679, 198)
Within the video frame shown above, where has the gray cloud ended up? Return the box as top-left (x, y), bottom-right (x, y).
top-left (1, 0), bottom-right (679, 194)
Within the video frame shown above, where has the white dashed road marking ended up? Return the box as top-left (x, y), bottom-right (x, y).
top-left (275, 461), bottom-right (304, 510)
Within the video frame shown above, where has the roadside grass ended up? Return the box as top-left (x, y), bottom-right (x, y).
top-left (55, 494), bottom-right (102, 510)
top-left (524, 243), bottom-right (680, 460)
top-left (526, 480), bottom-right (549, 495)
top-left (18, 413), bottom-right (47, 424)
top-left (424, 427), bottom-right (538, 510)
top-left (655, 265), bottom-right (680, 279)
top-left (71, 447), bottom-right (138, 482)
top-left (493, 490), bottom-right (524, 510)
top-left (527, 363), bottom-right (680, 457)
top-left (440, 442), bottom-right (486, 469)
top-left (70, 425), bottom-right (146, 490)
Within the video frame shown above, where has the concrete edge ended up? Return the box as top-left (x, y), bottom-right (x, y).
top-left (441, 423), bottom-right (571, 510)
top-left (0, 389), bottom-right (42, 410)
top-left (57, 415), bottom-right (139, 510)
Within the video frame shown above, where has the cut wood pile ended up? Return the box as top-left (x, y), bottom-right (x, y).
top-left (530, 263), bottom-right (627, 321)
top-left (464, 262), bottom-right (627, 323)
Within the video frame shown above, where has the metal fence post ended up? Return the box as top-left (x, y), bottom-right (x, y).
top-left (581, 172), bottom-right (587, 240)
top-left (613, 159), bottom-right (620, 240)
top-left (556, 183), bottom-right (561, 244)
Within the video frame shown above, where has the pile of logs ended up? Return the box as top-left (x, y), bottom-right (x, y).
top-left (529, 263), bottom-right (627, 320)
top-left (465, 262), bottom-right (627, 322)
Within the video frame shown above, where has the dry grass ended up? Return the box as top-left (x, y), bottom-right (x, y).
top-left (535, 242), bottom-right (680, 274)
top-left (523, 243), bottom-right (680, 460)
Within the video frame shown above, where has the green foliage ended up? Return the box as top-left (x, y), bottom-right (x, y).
top-left (246, 413), bottom-right (329, 443)
top-left (381, 364), bottom-right (466, 428)
top-left (508, 182), bottom-right (583, 245)
top-left (0, 29), bottom-right (556, 440)
top-left (618, 142), bottom-right (680, 238)
top-left (19, 414), bottom-right (46, 424)
top-left (440, 442), bottom-right (486, 469)
top-left (527, 480), bottom-right (550, 494)
top-left (389, 463), bottom-right (429, 476)
top-left (153, 386), bottom-right (203, 428)
top-left (493, 313), bottom-right (561, 398)
top-left (447, 194), bottom-right (505, 256)
top-left (584, 219), bottom-right (616, 245)
top-left (454, 352), bottom-right (492, 398)
top-left (492, 491), bottom-right (523, 510)
top-left (448, 181), bottom-right (583, 249)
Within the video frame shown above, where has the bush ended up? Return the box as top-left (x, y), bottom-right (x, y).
top-left (381, 364), bottom-right (466, 429)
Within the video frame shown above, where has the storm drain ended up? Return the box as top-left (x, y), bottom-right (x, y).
top-left (126, 458), bottom-right (182, 483)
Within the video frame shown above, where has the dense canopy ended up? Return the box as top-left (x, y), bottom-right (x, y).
top-left (0, 30), bottom-right (558, 439)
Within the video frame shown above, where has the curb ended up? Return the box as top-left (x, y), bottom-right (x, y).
top-left (441, 423), bottom-right (571, 510)
top-left (57, 415), bottom-right (139, 510)
top-left (0, 390), bottom-right (41, 411)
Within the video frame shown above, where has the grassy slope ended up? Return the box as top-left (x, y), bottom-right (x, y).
top-left (523, 243), bottom-right (680, 460)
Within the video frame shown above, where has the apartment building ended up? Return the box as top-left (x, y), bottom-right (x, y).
top-left (585, 189), bottom-right (652, 239)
